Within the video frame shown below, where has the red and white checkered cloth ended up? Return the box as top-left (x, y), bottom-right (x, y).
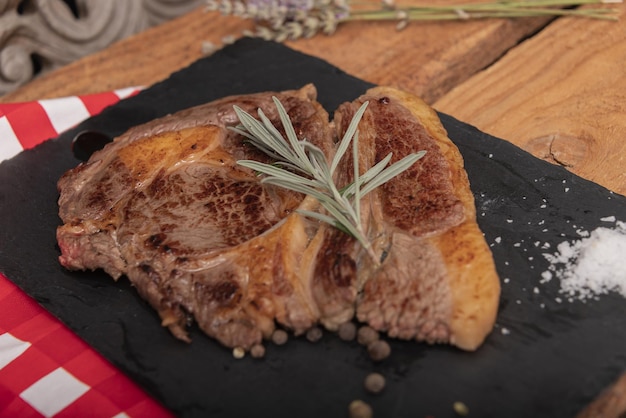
top-left (0, 87), bottom-right (138, 161)
top-left (0, 89), bottom-right (173, 417)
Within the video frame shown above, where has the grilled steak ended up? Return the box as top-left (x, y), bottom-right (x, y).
top-left (337, 87), bottom-right (499, 350)
top-left (57, 84), bottom-right (500, 351)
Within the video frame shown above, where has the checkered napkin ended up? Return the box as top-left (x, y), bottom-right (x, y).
top-left (0, 87), bottom-right (138, 161)
top-left (0, 90), bottom-right (172, 417)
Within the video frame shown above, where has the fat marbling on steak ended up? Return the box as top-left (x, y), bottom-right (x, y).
top-left (57, 84), bottom-right (500, 352)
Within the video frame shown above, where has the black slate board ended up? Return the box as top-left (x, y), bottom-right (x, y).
top-left (1, 38), bottom-right (625, 418)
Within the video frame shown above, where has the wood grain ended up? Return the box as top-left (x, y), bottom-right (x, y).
top-left (577, 372), bottom-right (626, 418)
top-left (434, 2), bottom-right (626, 196)
top-left (285, 16), bottom-right (549, 104)
top-left (0, 7), bottom-right (548, 104)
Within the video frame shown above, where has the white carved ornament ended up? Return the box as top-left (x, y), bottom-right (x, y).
top-left (0, 0), bottom-right (204, 95)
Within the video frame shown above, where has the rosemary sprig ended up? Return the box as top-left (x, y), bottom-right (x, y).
top-left (232, 98), bottom-right (425, 264)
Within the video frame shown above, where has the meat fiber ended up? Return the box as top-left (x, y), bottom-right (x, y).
top-left (57, 84), bottom-right (500, 351)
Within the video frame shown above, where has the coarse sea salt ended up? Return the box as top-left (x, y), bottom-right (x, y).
top-left (542, 221), bottom-right (626, 301)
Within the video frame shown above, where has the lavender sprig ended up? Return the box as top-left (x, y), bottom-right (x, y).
top-left (206, 0), bottom-right (621, 41)
top-left (207, 0), bottom-right (349, 40)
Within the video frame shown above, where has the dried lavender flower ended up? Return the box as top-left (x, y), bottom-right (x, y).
top-left (207, 0), bottom-right (621, 41)
top-left (207, 0), bottom-right (347, 40)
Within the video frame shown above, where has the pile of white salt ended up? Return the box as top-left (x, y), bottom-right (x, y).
top-left (542, 221), bottom-right (626, 301)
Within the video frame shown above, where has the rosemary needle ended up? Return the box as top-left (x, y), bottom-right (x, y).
top-left (233, 97), bottom-right (425, 264)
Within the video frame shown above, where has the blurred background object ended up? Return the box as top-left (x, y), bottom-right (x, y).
top-left (0, 0), bottom-right (204, 96)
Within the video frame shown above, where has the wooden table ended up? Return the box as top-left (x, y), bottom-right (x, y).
top-left (2, 4), bottom-right (625, 195)
top-left (2, 4), bottom-right (625, 416)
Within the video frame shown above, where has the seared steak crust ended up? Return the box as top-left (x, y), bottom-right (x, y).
top-left (57, 84), bottom-right (500, 352)
top-left (352, 87), bottom-right (500, 350)
top-left (58, 85), bottom-right (329, 348)
top-left (369, 96), bottom-right (465, 235)
top-left (330, 90), bottom-right (464, 344)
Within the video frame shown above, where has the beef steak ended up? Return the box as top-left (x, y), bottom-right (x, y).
top-left (57, 84), bottom-right (500, 352)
